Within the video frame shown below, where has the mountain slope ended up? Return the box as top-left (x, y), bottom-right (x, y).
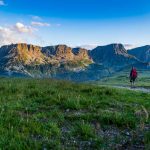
top-left (90, 44), bottom-right (138, 69)
top-left (128, 45), bottom-right (150, 63)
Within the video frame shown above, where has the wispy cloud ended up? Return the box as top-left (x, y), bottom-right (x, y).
top-left (0, 0), bottom-right (5, 6)
top-left (124, 44), bottom-right (138, 50)
top-left (15, 22), bottom-right (36, 33)
top-left (0, 23), bottom-right (39, 46)
top-left (76, 44), bottom-right (98, 50)
top-left (0, 26), bottom-right (25, 45)
top-left (31, 21), bottom-right (51, 27)
top-left (31, 15), bottom-right (42, 21)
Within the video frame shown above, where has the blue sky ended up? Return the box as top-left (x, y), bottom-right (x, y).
top-left (0, 0), bottom-right (150, 48)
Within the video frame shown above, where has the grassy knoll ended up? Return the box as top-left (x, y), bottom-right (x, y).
top-left (0, 78), bottom-right (149, 149)
top-left (96, 69), bottom-right (150, 88)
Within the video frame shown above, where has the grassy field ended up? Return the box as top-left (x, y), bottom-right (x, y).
top-left (96, 69), bottom-right (150, 88)
top-left (0, 78), bottom-right (149, 149)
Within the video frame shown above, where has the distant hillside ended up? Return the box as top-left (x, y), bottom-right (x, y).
top-left (128, 45), bottom-right (150, 63)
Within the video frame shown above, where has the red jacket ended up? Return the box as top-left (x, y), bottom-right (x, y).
top-left (130, 68), bottom-right (137, 78)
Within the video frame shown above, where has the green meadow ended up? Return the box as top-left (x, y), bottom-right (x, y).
top-left (0, 78), bottom-right (149, 149)
top-left (97, 69), bottom-right (150, 88)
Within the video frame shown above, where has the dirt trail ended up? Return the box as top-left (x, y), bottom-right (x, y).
top-left (112, 85), bottom-right (150, 93)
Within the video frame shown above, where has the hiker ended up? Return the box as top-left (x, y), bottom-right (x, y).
top-left (130, 67), bottom-right (138, 87)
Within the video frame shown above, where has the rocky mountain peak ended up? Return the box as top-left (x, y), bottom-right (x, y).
top-left (16, 43), bottom-right (41, 52)
top-left (42, 45), bottom-right (92, 62)
top-left (55, 45), bottom-right (74, 60)
top-left (73, 47), bottom-right (91, 60)
top-left (90, 43), bottom-right (136, 67)
top-left (112, 43), bottom-right (127, 55)
top-left (6, 43), bottom-right (45, 65)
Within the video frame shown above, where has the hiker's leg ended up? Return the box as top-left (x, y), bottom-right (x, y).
top-left (132, 81), bottom-right (134, 88)
top-left (130, 78), bottom-right (132, 87)
top-left (131, 81), bottom-right (133, 88)
top-left (133, 78), bottom-right (136, 87)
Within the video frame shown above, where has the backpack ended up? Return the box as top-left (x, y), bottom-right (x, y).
top-left (131, 69), bottom-right (137, 78)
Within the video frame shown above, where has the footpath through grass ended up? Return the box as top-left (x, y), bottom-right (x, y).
top-left (0, 78), bottom-right (149, 149)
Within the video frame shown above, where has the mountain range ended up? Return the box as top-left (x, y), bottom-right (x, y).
top-left (0, 43), bottom-right (149, 81)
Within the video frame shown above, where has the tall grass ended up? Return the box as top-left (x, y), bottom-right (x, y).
top-left (0, 78), bottom-right (149, 149)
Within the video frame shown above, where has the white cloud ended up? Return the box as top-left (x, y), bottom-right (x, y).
top-left (31, 21), bottom-right (51, 27)
top-left (15, 22), bottom-right (35, 33)
top-left (0, 21), bottom-right (61, 46)
top-left (0, 23), bottom-right (39, 46)
top-left (124, 44), bottom-right (138, 50)
top-left (77, 44), bottom-right (98, 50)
top-left (0, 26), bottom-right (25, 46)
top-left (0, 0), bottom-right (5, 6)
